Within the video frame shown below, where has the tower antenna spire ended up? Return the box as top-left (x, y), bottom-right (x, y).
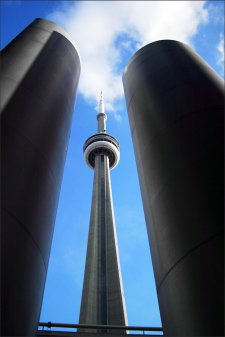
top-left (99, 90), bottom-right (105, 115)
top-left (97, 90), bottom-right (107, 133)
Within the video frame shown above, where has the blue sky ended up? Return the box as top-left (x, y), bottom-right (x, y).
top-left (1, 0), bottom-right (224, 332)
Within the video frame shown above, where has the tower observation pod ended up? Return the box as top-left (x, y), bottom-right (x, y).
top-left (79, 93), bottom-right (127, 332)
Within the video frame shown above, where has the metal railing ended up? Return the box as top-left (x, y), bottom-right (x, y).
top-left (38, 322), bottom-right (163, 335)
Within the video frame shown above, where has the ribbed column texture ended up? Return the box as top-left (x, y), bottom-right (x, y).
top-left (79, 155), bottom-right (127, 332)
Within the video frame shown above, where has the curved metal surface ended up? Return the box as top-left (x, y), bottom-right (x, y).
top-left (123, 40), bottom-right (224, 336)
top-left (1, 18), bottom-right (80, 336)
top-left (84, 133), bottom-right (120, 169)
top-left (84, 140), bottom-right (120, 169)
top-left (84, 133), bottom-right (120, 151)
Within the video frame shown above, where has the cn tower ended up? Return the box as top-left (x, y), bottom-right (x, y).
top-left (79, 93), bottom-right (127, 330)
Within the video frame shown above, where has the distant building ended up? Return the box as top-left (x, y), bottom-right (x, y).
top-left (79, 93), bottom-right (127, 332)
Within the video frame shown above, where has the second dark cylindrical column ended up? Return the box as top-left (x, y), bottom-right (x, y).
top-left (123, 40), bottom-right (224, 336)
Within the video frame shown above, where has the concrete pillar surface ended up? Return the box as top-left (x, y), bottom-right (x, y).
top-left (79, 154), bottom-right (127, 332)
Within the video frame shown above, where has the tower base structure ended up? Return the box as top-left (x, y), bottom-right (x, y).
top-left (123, 40), bottom-right (224, 336)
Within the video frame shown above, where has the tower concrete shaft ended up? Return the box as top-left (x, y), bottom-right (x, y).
top-left (79, 97), bottom-right (127, 330)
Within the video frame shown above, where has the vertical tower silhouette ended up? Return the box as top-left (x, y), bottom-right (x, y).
top-left (79, 93), bottom-right (127, 330)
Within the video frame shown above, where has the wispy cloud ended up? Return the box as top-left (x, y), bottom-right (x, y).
top-left (50, 239), bottom-right (86, 287)
top-left (207, 1), bottom-right (224, 26)
top-left (48, 1), bottom-right (208, 116)
top-left (216, 34), bottom-right (224, 75)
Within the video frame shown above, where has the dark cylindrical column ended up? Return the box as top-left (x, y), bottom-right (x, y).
top-left (123, 40), bottom-right (224, 336)
top-left (1, 19), bottom-right (80, 336)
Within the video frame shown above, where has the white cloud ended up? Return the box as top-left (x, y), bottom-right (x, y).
top-left (217, 34), bottom-right (224, 74)
top-left (48, 1), bottom-right (208, 117)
